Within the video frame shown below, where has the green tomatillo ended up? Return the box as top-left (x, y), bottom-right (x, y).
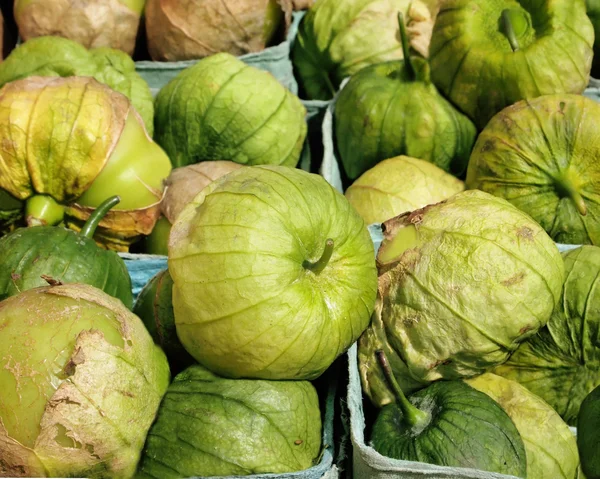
top-left (169, 165), bottom-right (377, 380)
top-left (0, 196), bottom-right (133, 309)
top-left (136, 364), bottom-right (321, 478)
top-left (467, 94), bottom-right (600, 245)
top-left (0, 36), bottom-right (154, 134)
top-left (0, 76), bottom-right (172, 251)
top-left (359, 190), bottom-right (565, 406)
top-left (334, 13), bottom-right (477, 180)
top-left (495, 246), bottom-right (600, 426)
top-left (430, 0), bottom-right (594, 129)
top-left (578, 385), bottom-right (600, 479)
top-left (154, 53), bottom-right (307, 169)
top-left (370, 351), bottom-right (527, 476)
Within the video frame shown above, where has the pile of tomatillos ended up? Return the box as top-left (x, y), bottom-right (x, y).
top-left (2, 1), bottom-right (600, 479)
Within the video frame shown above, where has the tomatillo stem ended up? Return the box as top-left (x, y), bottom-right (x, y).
top-left (398, 12), bottom-right (416, 80)
top-left (304, 239), bottom-right (334, 274)
top-left (376, 349), bottom-right (430, 428)
top-left (501, 9), bottom-right (520, 52)
top-left (80, 195), bottom-right (121, 238)
top-left (25, 195), bottom-right (65, 227)
top-left (556, 180), bottom-right (587, 216)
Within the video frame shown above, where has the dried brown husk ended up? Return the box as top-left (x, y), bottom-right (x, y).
top-left (14, 0), bottom-right (143, 55)
top-left (145, 0), bottom-right (293, 61)
top-left (65, 200), bottom-right (163, 252)
top-left (161, 161), bottom-right (243, 224)
top-left (291, 0), bottom-right (313, 10)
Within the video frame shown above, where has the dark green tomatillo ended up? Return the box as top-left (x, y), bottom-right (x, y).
top-left (0, 195), bottom-right (133, 308)
top-left (334, 13), bottom-right (476, 180)
top-left (371, 350), bottom-right (527, 476)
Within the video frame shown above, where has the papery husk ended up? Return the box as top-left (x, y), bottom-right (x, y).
top-left (145, 0), bottom-right (293, 61)
top-left (0, 283), bottom-right (170, 478)
top-left (291, 0), bottom-right (314, 9)
top-left (161, 161), bottom-right (243, 224)
top-left (0, 76), bottom-right (129, 204)
top-left (65, 200), bottom-right (162, 252)
top-left (14, 0), bottom-right (143, 55)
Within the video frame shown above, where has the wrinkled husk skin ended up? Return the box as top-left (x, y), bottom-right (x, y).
top-left (0, 284), bottom-right (170, 478)
top-left (466, 373), bottom-right (579, 479)
top-left (495, 246), bottom-right (600, 426)
top-left (430, 0), bottom-right (594, 129)
top-left (137, 364), bottom-right (321, 478)
top-left (578, 385), bottom-right (600, 479)
top-left (133, 269), bottom-right (195, 375)
top-left (0, 36), bottom-right (154, 135)
top-left (588, 0), bottom-right (600, 77)
top-left (371, 380), bottom-right (527, 477)
top-left (145, 0), bottom-right (292, 61)
top-left (154, 53), bottom-right (307, 169)
top-left (0, 76), bottom-right (167, 251)
top-left (291, 0), bottom-right (435, 100)
top-left (169, 166), bottom-right (377, 380)
top-left (0, 226), bottom-right (133, 308)
top-left (467, 94), bottom-right (600, 245)
top-left (14, 0), bottom-right (145, 55)
top-left (335, 60), bottom-right (476, 180)
top-left (345, 156), bottom-right (465, 225)
top-left (360, 190), bottom-right (565, 407)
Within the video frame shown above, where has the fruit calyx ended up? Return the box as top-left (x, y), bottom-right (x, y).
top-left (377, 349), bottom-right (431, 429)
top-left (303, 238), bottom-right (334, 274)
top-left (80, 195), bottom-right (121, 238)
top-left (555, 176), bottom-right (587, 216)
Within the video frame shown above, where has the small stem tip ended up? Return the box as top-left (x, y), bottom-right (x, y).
top-left (304, 238), bottom-right (334, 274)
top-left (80, 195), bottom-right (120, 239)
top-left (501, 9), bottom-right (520, 52)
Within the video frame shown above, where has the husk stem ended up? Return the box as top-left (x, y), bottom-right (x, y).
top-left (501, 9), bottom-right (520, 52)
top-left (303, 238), bottom-right (334, 274)
top-left (80, 195), bottom-right (121, 238)
top-left (25, 195), bottom-right (65, 226)
top-left (398, 12), bottom-right (415, 80)
top-left (376, 349), bottom-right (430, 428)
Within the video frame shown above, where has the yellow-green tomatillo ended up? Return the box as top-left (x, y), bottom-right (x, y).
top-left (0, 283), bottom-right (170, 478)
top-left (0, 76), bottom-right (171, 251)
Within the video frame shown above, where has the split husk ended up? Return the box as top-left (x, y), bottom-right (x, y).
top-left (145, 0), bottom-right (293, 61)
top-left (14, 0), bottom-right (145, 55)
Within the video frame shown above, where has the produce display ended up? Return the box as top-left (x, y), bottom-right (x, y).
top-left (0, 36), bottom-right (154, 134)
top-left (154, 53), bottom-right (307, 169)
top-left (334, 13), bottom-right (476, 179)
top-left (145, 0), bottom-right (293, 61)
top-left (430, 0), bottom-right (594, 129)
top-left (3, 0), bottom-right (600, 477)
top-left (14, 0), bottom-right (146, 55)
